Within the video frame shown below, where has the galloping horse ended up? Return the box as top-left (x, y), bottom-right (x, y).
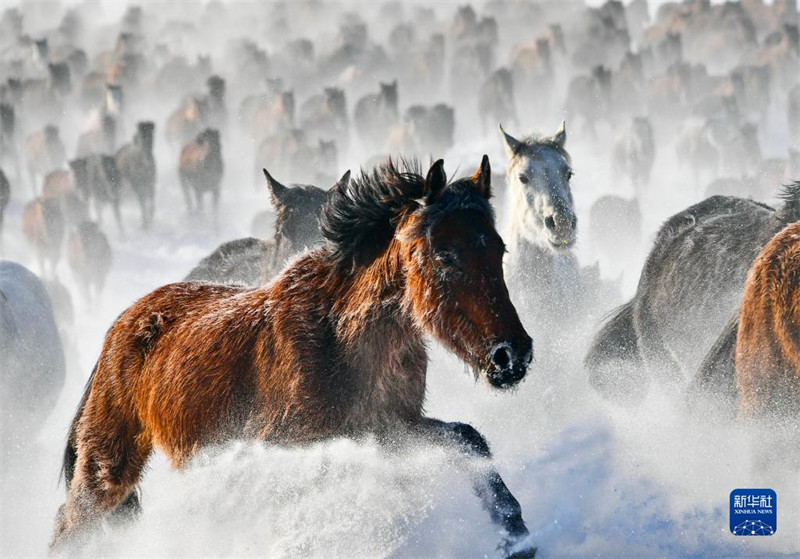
top-left (1, 261), bottom-right (65, 456)
top-left (499, 122), bottom-right (593, 359)
top-left (736, 220), bottom-right (800, 419)
top-left (52, 157), bottom-right (537, 558)
top-left (589, 183), bottom-right (800, 405)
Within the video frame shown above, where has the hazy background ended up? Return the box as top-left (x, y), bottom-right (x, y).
top-left (1, 0), bottom-right (798, 557)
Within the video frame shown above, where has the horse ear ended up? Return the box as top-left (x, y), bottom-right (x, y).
top-left (472, 154), bottom-right (491, 199)
top-left (553, 120), bottom-right (566, 148)
top-left (423, 159), bottom-right (447, 203)
top-left (263, 168), bottom-right (287, 208)
top-left (499, 123), bottom-right (521, 157)
top-left (336, 170), bottom-right (351, 189)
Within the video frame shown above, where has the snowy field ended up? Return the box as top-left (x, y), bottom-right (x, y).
top-left (1, 1), bottom-right (799, 558)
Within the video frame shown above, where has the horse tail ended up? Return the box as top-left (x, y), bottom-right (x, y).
top-left (585, 300), bottom-right (646, 404)
top-left (61, 361), bottom-right (98, 489)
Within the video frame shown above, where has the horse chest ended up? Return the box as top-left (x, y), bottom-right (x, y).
top-left (344, 339), bottom-right (427, 428)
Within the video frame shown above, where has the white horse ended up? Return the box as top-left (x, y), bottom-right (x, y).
top-left (0, 260), bottom-right (65, 458)
top-left (499, 122), bottom-right (615, 362)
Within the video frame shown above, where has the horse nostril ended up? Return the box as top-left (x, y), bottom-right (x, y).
top-left (544, 216), bottom-right (556, 231)
top-left (491, 345), bottom-right (512, 369)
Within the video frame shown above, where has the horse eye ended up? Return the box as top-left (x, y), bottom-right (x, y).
top-left (518, 174), bottom-right (530, 185)
top-left (435, 251), bottom-right (458, 267)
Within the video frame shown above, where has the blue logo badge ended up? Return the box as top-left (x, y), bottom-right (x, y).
top-left (730, 489), bottom-right (776, 536)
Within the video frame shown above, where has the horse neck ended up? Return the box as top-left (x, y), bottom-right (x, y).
top-left (504, 209), bottom-right (571, 291)
top-left (333, 240), bottom-right (416, 349)
top-left (306, 241), bottom-right (427, 423)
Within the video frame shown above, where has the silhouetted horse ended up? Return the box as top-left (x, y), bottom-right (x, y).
top-left (184, 169), bottom-right (342, 286)
top-left (70, 155), bottom-right (123, 234)
top-left (1, 261), bottom-right (65, 456)
top-left (67, 221), bottom-right (112, 306)
top-left (116, 121), bottom-right (156, 229)
top-left (179, 128), bottom-right (224, 227)
top-left (22, 196), bottom-right (64, 277)
top-left (53, 158), bottom-right (536, 558)
top-left (735, 220), bottom-right (800, 419)
top-left (588, 183), bottom-right (800, 405)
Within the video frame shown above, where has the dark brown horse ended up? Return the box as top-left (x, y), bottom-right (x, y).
top-left (178, 128), bottom-right (224, 226)
top-left (736, 221), bottom-right (800, 419)
top-left (52, 157), bottom-right (536, 558)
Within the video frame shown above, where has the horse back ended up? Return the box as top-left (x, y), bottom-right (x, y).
top-left (633, 196), bottom-right (779, 373)
top-left (90, 281), bottom-right (265, 463)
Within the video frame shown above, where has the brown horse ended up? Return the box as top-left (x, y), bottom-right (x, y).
top-left (22, 196), bottom-right (64, 277)
top-left (736, 221), bottom-right (800, 419)
top-left (52, 157), bottom-right (536, 558)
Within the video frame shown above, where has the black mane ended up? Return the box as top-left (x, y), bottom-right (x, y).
top-left (320, 158), bottom-right (493, 271)
top-left (776, 180), bottom-right (800, 222)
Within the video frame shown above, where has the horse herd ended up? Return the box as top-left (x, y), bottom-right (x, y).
top-left (0, 1), bottom-right (798, 557)
top-left (4, 123), bottom-right (795, 557)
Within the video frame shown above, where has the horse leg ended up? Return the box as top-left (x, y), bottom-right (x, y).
top-left (194, 187), bottom-right (204, 213)
top-left (113, 200), bottom-right (124, 238)
top-left (212, 187), bottom-right (220, 232)
top-left (146, 193), bottom-right (155, 230)
top-left (52, 413), bottom-right (152, 549)
top-left (415, 418), bottom-right (535, 559)
top-left (181, 179), bottom-right (193, 214)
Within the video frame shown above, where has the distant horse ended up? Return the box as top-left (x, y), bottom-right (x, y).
top-left (67, 221), bottom-right (112, 306)
top-left (478, 67), bottom-right (517, 133)
top-left (387, 104), bottom-right (455, 158)
top-left (24, 124), bottom-right (66, 195)
top-left (178, 128), bottom-right (224, 226)
top-left (298, 87), bottom-right (348, 147)
top-left (239, 89), bottom-right (295, 140)
top-left (1, 261), bottom-right (65, 454)
top-left (587, 183), bottom-right (800, 404)
top-left (736, 220), bottom-right (800, 419)
top-left (499, 122), bottom-right (594, 352)
top-left (612, 117), bottom-right (655, 193)
top-left (52, 158), bottom-right (536, 559)
top-left (22, 196), bottom-right (64, 277)
top-left (116, 121), bottom-right (156, 229)
top-left (353, 81), bottom-right (399, 152)
top-left (0, 103), bottom-right (19, 181)
top-left (166, 96), bottom-right (209, 149)
top-left (70, 155), bottom-right (123, 234)
top-left (184, 169), bottom-right (343, 286)
top-left (254, 129), bottom-right (337, 186)
top-left (76, 114), bottom-right (117, 157)
top-left (42, 169), bottom-right (88, 227)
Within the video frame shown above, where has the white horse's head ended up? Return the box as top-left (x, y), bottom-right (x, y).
top-left (500, 121), bottom-right (577, 251)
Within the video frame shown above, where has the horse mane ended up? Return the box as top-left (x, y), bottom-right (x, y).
top-left (510, 134), bottom-right (571, 163)
top-left (319, 157), bottom-right (494, 271)
top-left (320, 158), bottom-right (425, 270)
top-left (776, 180), bottom-right (800, 222)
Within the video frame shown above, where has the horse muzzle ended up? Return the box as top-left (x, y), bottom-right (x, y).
top-left (485, 338), bottom-right (534, 389)
top-left (544, 212), bottom-right (577, 250)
